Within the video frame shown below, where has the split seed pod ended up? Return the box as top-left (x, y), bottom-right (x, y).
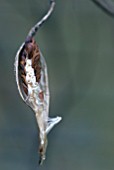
top-left (14, 1), bottom-right (62, 165)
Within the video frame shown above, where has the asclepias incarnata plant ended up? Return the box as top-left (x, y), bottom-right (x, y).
top-left (14, 0), bottom-right (62, 165)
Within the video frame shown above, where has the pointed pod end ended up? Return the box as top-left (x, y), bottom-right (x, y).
top-left (39, 155), bottom-right (45, 166)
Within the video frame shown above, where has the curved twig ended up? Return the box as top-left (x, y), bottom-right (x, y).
top-left (26, 0), bottom-right (55, 42)
top-left (92, 0), bottom-right (114, 17)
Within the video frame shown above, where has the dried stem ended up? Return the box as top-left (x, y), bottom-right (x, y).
top-left (92, 0), bottom-right (114, 17)
top-left (26, 0), bottom-right (55, 42)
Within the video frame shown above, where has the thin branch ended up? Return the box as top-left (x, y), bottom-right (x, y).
top-left (92, 0), bottom-right (114, 17)
top-left (26, 0), bottom-right (55, 42)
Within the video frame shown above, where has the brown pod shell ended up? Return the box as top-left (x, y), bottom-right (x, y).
top-left (14, 38), bottom-right (42, 103)
top-left (14, 37), bottom-right (62, 165)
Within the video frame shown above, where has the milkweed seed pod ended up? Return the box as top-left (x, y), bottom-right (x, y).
top-left (14, 1), bottom-right (62, 165)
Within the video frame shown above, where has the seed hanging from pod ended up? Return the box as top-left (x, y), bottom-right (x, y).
top-left (14, 0), bottom-right (62, 165)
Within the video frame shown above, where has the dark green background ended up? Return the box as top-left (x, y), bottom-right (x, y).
top-left (0, 0), bottom-right (114, 169)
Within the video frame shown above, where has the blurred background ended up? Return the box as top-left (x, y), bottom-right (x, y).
top-left (0, 0), bottom-right (114, 169)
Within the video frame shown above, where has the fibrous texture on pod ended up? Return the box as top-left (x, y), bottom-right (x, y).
top-left (14, 0), bottom-right (62, 165)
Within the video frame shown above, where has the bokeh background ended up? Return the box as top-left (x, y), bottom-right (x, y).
top-left (0, 0), bottom-right (114, 169)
